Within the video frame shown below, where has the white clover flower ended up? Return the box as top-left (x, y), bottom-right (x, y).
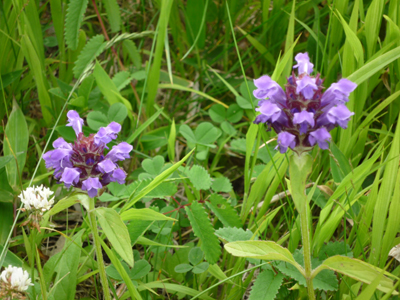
top-left (18, 185), bottom-right (55, 213)
top-left (0, 265), bottom-right (33, 292)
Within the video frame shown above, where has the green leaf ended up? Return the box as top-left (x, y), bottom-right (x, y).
top-left (123, 40), bottom-right (142, 69)
top-left (276, 249), bottom-right (338, 291)
top-left (209, 105), bottom-right (226, 123)
top-left (179, 124), bottom-right (197, 144)
top-left (194, 122), bottom-right (221, 147)
top-left (3, 101), bottom-right (29, 189)
top-left (224, 241), bottom-right (303, 274)
top-left (318, 241), bottom-right (353, 261)
top-left (0, 155), bottom-right (14, 169)
top-left (126, 178), bottom-right (177, 200)
top-left (175, 263), bottom-right (193, 273)
top-left (185, 202), bottom-right (221, 264)
top-left (49, 194), bottom-right (80, 216)
top-left (102, 0), bottom-right (121, 32)
top-left (108, 102), bottom-right (128, 124)
top-left (192, 262), bottom-right (209, 274)
top-left (188, 165), bottom-right (212, 190)
top-left (221, 121), bottom-right (237, 135)
top-left (0, 202), bottom-right (13, 245)
top-left (207, 194), bottom-right (242, 228)
top-left (226, 104), bottom-right (243, 123)
top-left (95, 207), bottom-right (133, 267)
top-left (0, 70), bottom-right (23, 90)
top-left (45, 230), bottom-right (84, 300)
top-left (65, 0), bottom-right (89, 50)
top-left (130, 260), bottom-right (151, 279)
top-left (211, 177), bottom-right (233, 193)
top-left (289, 153), bottom-right (313, 213)
top-left (312, 256), bottom-right (397, 295)
top-left (73, 34), bottom-right (106, 78)
top-left (215, 227), bottom-right (254, 242)
top-left (249, 269), bottom-right (284, 300)
top-left (330, 141), bottom-right (352, 183)
top-left (121, 208), bottom-right (177, 222)
top-left (189, 247), bottom-right (204, 265)
top-left (128, 220), bottom-right (153, 245)
top-left (141, 155), bottom-right (165, 176)
top-left (87, 111), bottom-right (109, 130)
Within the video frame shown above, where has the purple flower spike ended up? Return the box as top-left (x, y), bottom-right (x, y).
top-left (293, 111), bottom-right (315, 134)
top-left (253, 75), bottom-right (287, 106)
top-left (94, 122), bottom-right (122, 147)
top-left (326, 104), bottom-right (355, 129)
top-left (309, 128), bottom-right (331, 149)
top-left (98, 159), bottom-right (117, 174)
top-left (293, 53), bottom-right (314, 75)
top-left (296, 76), bottom-right (318, 100)
top-left (106, 142), bottom-right (133, 162)
top-left (82, 177), bottom-right (103, 198)
top-left (66, 110), bottom-right (84, 136)
top-left (253, 52), bottom-right (356, 153)
top-left (277, 132), bottom-right (296, 153)
top-left (61, 167), bottom-right (81, 188)
top-left (321, 78), bottom-right (357, 107)
top-left (44, 110), bottom-right (133, 197)
top-left (111, 168), bottom-right (127, 184)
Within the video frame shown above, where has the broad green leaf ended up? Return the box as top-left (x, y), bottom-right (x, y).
top-left (95, 207), bottom-right (133, 267)
top-left (108, 103), bottom-right (128, 124)
top-left (189, 247), bottom-right (204, 265)
top-left (249, 269), bottom-right (284, 300)
top-left (185, 202), bottom-right (221, 264)
top-left (187, 165), bottom-right (212, 190)
top-left (65, 0), bottom-right (89, 50)
top-left (0, 70), bottom-right (23, 90)
top-left (226, 104), bottom-right (243, 123)
top-left (0, 155), bottom-right (14, 169)
top-left (3, 101), bottom-right (29, 189)
top-left (225, 241), bottom-right (303, 274)
top-left (194, 122), bottom-right (221, 146)
top-left (0, 202), bottom-right (13, 245)
top-left (215, 227), bottom-right (254, 242)
top-left (49, 194), bottom-right (80, 216)
top-left (102, 0), bottom-right (121, 32)
top-left (87, 111), bottom-right (109, 130)
top-left (121, 208), bottom-right (177, 222)
top-left (175, 263), bottom-right (193, 273)
top-left (179, 124), bottom-right (197, 144)
top-left (211, 176), bottom-right (233, 193)
top-left (220, 121), bottom-right (237, 135)
top-left (141, 155), bottom-right (165, 176)
top-left (45, 230), bottom-right (84, 300)
top-left (73, 34), bottom-right (106, 78)
top-left (318, 241), bottom-right (353, 261)
top-left (313, 256), bottom-right (398, 295)
top-left (192, 262), bottom-right (209, 274)
top-left (209, 105), bottom-right (226, 123)
top-left (206, 194), bottom-right (242, 228)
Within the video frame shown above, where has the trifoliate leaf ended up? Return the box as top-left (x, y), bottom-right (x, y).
top-left (249, 269), bottom-right (284, 300)
top-left (192, 262), bottom-right (209, 274)
top-left (211, 177), bottom-right (233, 193)
top-left (185, 202), bottom-right (221, 264)
top-left (207, 194), bottom-right (242, 228)
top-left (209, 105), bottom-right (226, 123)
top-left (189, 247), bottom-right (204, 265)
top-left (187, 165), bottom-right (212, 190)
top-left (142, 156), bottom-right (165, 176)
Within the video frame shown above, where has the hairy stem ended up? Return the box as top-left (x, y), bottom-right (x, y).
top-left (88, 197), bottom-right (111, 300)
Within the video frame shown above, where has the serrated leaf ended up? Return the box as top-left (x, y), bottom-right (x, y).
top-left (73, 35), bottom-right (106, 78)
top-left (108, 103), bottom-right (128, 124)
top-left (275, 249), bottom-right (338, 291)
top-left (249, 269), bottom-right (284, 300)
top-left (215, 227), bottom-right (254, 242)
top-left (318, 241), bottom-right (353, 261)
top-left (185, 202), bottom-right (221, 264)
top-left (211, 177), bottom-right (233, 193)
top-left (95, 207), bottom-right (133, 267)
top-left (87, 111), bottom-right (109, 130)
top-left (188, 165), bottom-right (212, 190)
top-left (65, 0), bottom-right (89, 50)
top-left (192, 262), bottom-right (209, 274)
top-left (102, 0), bottom-right (121, 32)
top-left (175, 263), bottom-right (193, 273)
top-left (207, 194), bottom-right (242, 228)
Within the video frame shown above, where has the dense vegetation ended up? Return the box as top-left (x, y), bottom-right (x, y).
top-left (1, 0), bottom-right (400, 299)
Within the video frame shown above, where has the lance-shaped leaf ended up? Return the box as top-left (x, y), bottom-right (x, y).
top-left (312, 256), bottom-right (398, 295)
top-left (224, 241), bottom-right (304, 275)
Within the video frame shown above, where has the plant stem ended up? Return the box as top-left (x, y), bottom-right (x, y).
top-left (88, 197), bottom-right (111, 300)
top-left (289, 153), bottom-right (315, 300)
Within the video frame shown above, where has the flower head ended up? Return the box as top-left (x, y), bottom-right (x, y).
top-left (0, 265), bottom-right (33, 296)
top-left (44, 110), bottom-right (133, 197)
top-left (253, 53), bottom-right (357, 153)
top-left (18, 185), bottom-right (54, 213)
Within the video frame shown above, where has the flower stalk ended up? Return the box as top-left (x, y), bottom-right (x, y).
top-left (88, 196), bottom-right (111, 300)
